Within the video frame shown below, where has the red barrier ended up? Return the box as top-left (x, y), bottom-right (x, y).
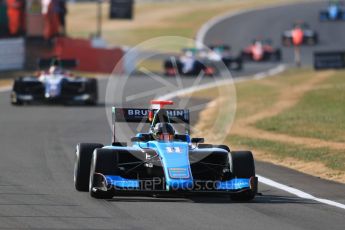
top-left (54, 37), bottom-right (123, 74)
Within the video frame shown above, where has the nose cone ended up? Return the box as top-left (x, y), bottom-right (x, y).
top-left (45, 79), bottom-right (62, 98)
top-left (329, 6), bottom-right (338, 19)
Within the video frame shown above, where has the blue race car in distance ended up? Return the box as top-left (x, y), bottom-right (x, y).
top-left (319, 1), bottom-right (345, 21)
top-left (74, 100), bottom-right (258, 201)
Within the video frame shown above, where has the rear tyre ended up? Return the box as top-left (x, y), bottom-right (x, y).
top-left (282, 36), bottom-right (291, 46)
top-left (89, 149), bottom-right (118, 199)
top-left (86, 79), bottom-right (98, 105)
top-left (164, 59), bottom-right (182, 76)
top-left (272, 49), bottom-right (281, 62)
top-left (240, 51), bottom-right (252, 62)
top-left (74, 143), bottom-right (104, 191)
top-left (11, 91), bottom-right (23, 105)
top-left (234, 58), bottom-right (243, 71)
top-left (307, 36), bottom-right (316, 46)
top-left (319, 12), bottom-right (328, 21)
top-left (229, 151), bottom-right (256, 201)
top-left (11, 79), bottom-right (24, 105)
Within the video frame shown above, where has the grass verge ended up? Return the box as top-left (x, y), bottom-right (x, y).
top-left (67, 0), bottom-right (299, 47)
top-left (189, 68), bottom-right (345, 183)
top-left (229, 135), bottom-right (345, 173)
top-left (256, 70), bottom-right (345, 143)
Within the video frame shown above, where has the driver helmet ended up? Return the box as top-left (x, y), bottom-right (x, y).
top-left (49, 65), bottom-right (63, 74)
top-left (152, 122), bottom-right (175, 141)
top-left (184, 50), bottom-right (194, 58)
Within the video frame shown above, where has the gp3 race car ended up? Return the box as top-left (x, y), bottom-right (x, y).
top-left (164, 46), bottom-right (242, 76)
top-left (164, 48), bottom-right (217, 76)
top-left (74, 100), bottom-right (258, 201)
top-left (208, 44), bottom-right (243, 71)
top-left (11, 59), bottom-right (98, 105)
top-left (319, 1), bottom-right (345, 21)
top-left (282, 22), bottom-right (319, 46)
top-left (241, 39), bottom-right (281, 62)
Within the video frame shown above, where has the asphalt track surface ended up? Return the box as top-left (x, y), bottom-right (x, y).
top-left (0, 1), bottom-right (345, 229)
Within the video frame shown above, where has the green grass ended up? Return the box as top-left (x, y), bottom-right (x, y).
top-left (235, 68), bottom-right (316, 118)
top-left (189, 67), bottom-right (345, 178)
top-left (256, 70), bottom-right (345, 142)
top-left (228, 135), bottom-right (345, 171)
top-left (191, 68), bottom-right (313, 119)
top-left (67, 0), bottom-right (298, 47)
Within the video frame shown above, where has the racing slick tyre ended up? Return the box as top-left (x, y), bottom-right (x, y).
top-left (11, 79), bottom-right (24, 105)
top-left (307, 34), bottom-right (318, 46)
top-left (240, 51), bottom-right (252, 62)
top-left (86, 79), bottom-right (98, 105)
top-left (229, 151), bottom-right (256, 201)
top-left (237, 59), bottom-right (243, 71)
top-left (228, 57), bottom-right (243, 71)
top-left (282, 36), bottom-right (291, 46)
top-left (272, 49), bottom-right (282, 62)
top-left (319, 12), bottom-right (328, 21)
top-left (74, 143), bottom-right (104, 191)
top-left (10, 91), bottom-right (23, 105)
top-left (164, 59), bottom-right (182, 76)
top-left (89, 149), bottom-right (118, 199)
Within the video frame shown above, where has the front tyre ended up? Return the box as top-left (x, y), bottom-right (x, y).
top-left (229, 151), bottom-right (256, 201)
top-left (89, 149), bottom-right (118, 199)
top-left (11, 91), bottom-right (23, 105)
top-left (282, 36), bottom-right (291, 46)
top-left (307, 37), bottom-right (316, 46)
top-left (74, 143), bottom-right (103, 191)
top-left (11, 79), bottom-right (24, 105)
top-left (83, 79), bottom-right (98, 105)
top-left (273, 49), bottom-right (281, 62)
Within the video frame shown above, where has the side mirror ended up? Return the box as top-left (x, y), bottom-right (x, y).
top-left (191, 138), bottom-right (204, 144)
top-left (130, 136), bottom-right (145, 142)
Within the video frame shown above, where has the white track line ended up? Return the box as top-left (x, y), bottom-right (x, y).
top-left (258, 175), bottom-right (345, 210)
top-left (195, 0), bottom-right (320, 47)
top-left (175, 0), bottom-right (345, 210)
top-left (162, 71), bottom-right (345, 212)
top-left (158, 64), bottom-right (286, 101)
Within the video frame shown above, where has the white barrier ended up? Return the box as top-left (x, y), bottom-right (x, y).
top-left (0, 38), bottom-right (25, 71)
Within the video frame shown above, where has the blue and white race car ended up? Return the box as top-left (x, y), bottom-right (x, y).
top-left (319, 1), bottom-right (345, 21)
top-left (74, 100), bottom-right (258, 201)
top-left (11, 59), bottom-right (98, 105)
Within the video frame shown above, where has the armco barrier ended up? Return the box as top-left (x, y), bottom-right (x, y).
top-left (0, 38), bottom-right (25, 71)
top-left (54, 37), bottom-right (124, 74)
top-left (314, 51), bottom-right (345, 70)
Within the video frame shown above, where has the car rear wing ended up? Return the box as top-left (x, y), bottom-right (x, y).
top-left (111, 107), bottom-right (190, 144)
top-left (112, 107), bottom-right (190, 123)
top-left (38, 58), bottom-right (78, 69)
